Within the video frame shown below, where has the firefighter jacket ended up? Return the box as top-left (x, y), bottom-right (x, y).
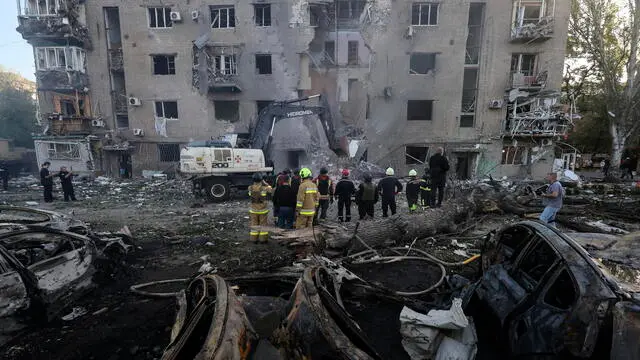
top-left (314, 175), bottom-right (334, 200)
top-left (334, 178), bottom-right (356, 200)
top-left (406, 179), bottom-right (421, 201)
top-left (377, 176), bottom-right (403, 200)
top-left (296, 179), bottom-right (319, 216)
top-left (419, 175), bottom-right (432, 192)
top-left (248, 183), bottom-right (273, 214)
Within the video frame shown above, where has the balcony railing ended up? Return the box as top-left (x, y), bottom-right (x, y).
top-left (112, 92), bottom-right (128, 114)
top-left (36, 69), bottom-right (89, 92)
top-left (506, 117), bottom-right (569, 137)
top-left (510, 71), bottom-right (547, 89)
top-left (47, 114), bottom-right (92, 135)
top-left (511, 17), bottom-right (554, 42)
top-left (17, 15), bottom-right (90, 47)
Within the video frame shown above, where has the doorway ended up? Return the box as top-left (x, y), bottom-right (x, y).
top-left (454, 152), bottom-right (475, 180)
top-left (119, 154), bottom-right (132, 178)
top-left (287, 150), bottom-right (306, 169)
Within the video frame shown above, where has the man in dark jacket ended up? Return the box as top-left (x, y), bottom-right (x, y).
top-left (0, 162), bottom-right (8, 191)
top-left (40, 162), bottom-right (55, 203)
top-left (273, 174), bottom-right (296, 229)
top-left (429, 147), bottom-right (450, 207)
top-left (356, 173), bottom-right (378, 219)
top-left (419, 169), bottom-right (433, 209)
top-left (313, 167), bottom-right (334, 222)
top-left (57, 166), bottom-right (77, 201)
top-left (334, 169), bottom-right (356, 222)
top-left (377, 167), bottom-right (403, 217)
top-left (406, 169), bottom-right (421, 212)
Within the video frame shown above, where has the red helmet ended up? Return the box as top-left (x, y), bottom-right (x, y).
top-left (342, 169), bottom-right (350, 176)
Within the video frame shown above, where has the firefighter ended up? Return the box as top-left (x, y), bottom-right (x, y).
top-left (313, 167), bottom-right (334, 223)
top-left (377, 167), bottom-right (403, 217)
top-left (295, 167), bottom-right (319, 229)
top-left (334, 169), bottom-right (355, 222)
top-left (248, 172), bottom-right (273, 243)
top-left (406, 169), bottom-right (420, 212)
top-left (419, 169), bottom-right (433, 209)
top-left (356, 172), bottom-right (378, 219)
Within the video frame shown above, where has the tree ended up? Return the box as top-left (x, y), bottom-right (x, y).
top-left (0, 68), bottom-right (36, 149)
top-left (569, 0), bottom-right (640, 167)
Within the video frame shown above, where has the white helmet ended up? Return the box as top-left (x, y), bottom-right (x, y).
top-left (409, 169), bottom-right (417, 176)
top-left (386, 167), bottom-right (395, 176)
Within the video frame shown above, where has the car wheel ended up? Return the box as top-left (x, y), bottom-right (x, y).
top-left (206, 179), bottom-right (230, 202)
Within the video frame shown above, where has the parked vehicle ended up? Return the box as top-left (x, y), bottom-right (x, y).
top-left (466, 221), bottom-right (640, 359)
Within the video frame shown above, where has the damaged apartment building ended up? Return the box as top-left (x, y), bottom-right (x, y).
top-left (16, 0), bottom-right (571, 178)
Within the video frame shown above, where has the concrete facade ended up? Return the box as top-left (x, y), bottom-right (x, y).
top-left (17, 0), bottom-right (571, 179)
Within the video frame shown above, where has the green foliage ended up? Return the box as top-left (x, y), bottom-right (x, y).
top-left (567, 94), bottom-right (612, 153)
top-left (0, 69), bottom-right (36, 148)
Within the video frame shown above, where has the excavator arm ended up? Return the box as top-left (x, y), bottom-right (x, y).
top-left (248, 95), bottom-right (340, 159)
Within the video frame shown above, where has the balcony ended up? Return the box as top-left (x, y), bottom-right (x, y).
top-left (205, 69), bottom-right (242, 93)
top-left (108, 49), bottom-right (124, 72)
top-left (511, 17), bottom-right (554, 43)
top-left (505, 116), bottom-right (569, 138)
top-left (17, 15), bottom-right (90, 48)
top-left (46, 115), bottom-right (92, 136)
top-left (192, 46), bottom-right (242, 93)
top-left (112, 91), bottom-right (128, 115)
top-left (36, 69), bottom-right (89, 92)
top-left (509, 71), bottom-right (547, 90)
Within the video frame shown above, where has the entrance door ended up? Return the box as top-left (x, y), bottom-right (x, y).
top-left (119, 154), bottom-right (132, 178)
top-left (454, 152), bottom-right (474, 180)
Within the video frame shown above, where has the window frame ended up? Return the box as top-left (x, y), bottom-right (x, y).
top-left (411, 3), bottom-right (440, 26)
top-left (541, 267), bottom-right (579, 311)
top-left (254, 4), bottom-right (271, 27)
top-left (210, 6), bottom-right (236, 29)
top-left (152, 54), bottom-right (176, 75)
top-left (255, 54), bottom-right (273, 75)
top-left (502, 145), bottom-right (527, 165)
top-left (409, 52), bottom-right (437, 74)
top-left (35, 46), bottom-right (86, 72)
top-left (154, 101), bottom-right (179, 121)
top-left (214, 55), bottom-right (238, 75)
top-left (148, 7), bottom-right (173, 29)
top-left (407, 100), bottom-right (434, 121)
top-left (513, 236), bottom-right (560, 292)
top-left (511, 53), bottom-right (538, 76)
top-left (405, 145), bottom-right (429, 165)
top-left (347, 41), bottom-right (359, 65)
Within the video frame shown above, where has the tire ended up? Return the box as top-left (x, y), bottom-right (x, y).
top-left (205, 178), bottom-right (231, 202)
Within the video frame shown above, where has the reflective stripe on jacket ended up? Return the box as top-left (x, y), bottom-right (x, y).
top-left (296, 179), bottom-right (319, 216)
top-left (249, 183), bottom-right (272, 213)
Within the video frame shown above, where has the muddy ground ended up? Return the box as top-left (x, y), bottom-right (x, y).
top-left (0, 177), bottom-right (547, 359)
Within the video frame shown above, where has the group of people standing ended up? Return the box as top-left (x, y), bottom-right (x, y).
top-left (246, 148), bottom-right (451, 243)
top-left (40, 162), bottom-right (77, 203)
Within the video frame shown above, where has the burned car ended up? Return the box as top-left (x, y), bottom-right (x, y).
top-left (0, 225), bottom-right (129, 347)
top-left (467, 220), bottom-right (640, 359)
top-left (0, 205), bottom-right (89, 234)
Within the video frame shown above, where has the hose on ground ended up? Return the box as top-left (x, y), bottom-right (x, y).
top-left (345, 247), bottom-right (481, 267)
top-left (130, 278), bottom-right (187, 298)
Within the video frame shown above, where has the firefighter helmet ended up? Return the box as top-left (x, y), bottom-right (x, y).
top-left (300, 167), bottom-right (312, 178)
top-left (342, 169), bottom-right (350, 177)
top-left (386, 167), bottom-right (395, 176)
top-left (409, 169), bottom-right (417, 176)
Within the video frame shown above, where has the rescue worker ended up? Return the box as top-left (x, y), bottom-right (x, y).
top-left (273, 173), bottom-right (296, 229)
top-left (57, 166), bottom-right (77, 201)
top-left (334, 169), bottom-right (355, 222)
top-left (406, 169), bottom-right (421, 212)
top-left (356, 172), bottom-right (378, 219)
top-left (295, 168), bottom-right (319, 229)
top-left (377, 167), bottom-right (403, 217)
top-left (419, 169), bottom-right (433, 209)
top-left (248, 172), bottom-right (273, 243)
top-left (313, 167), bottom-right (334, 223)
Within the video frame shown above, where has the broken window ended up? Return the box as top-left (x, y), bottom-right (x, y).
top-left (23, 0), bottom-right (64, 16)
top-left (499, 225), bottom-right (534, 260)
top-left (459, 115), bottom-right (474, 128)
top-left (210, 6), bottom-right (236, 29)
top-left (544, 269), bottom-right (577, 310)
top-left (409, 53), bottom-right (436, 74)
top-left (517, 239), bottom-right (558, 290)
top-left (214, 100), bottom-right (240, 122)
top-left (255, 54), bottom-right (272, 75)
top-left (116, 115), bottom-right (129, 128)
top-left (325, 41), bottom-right (336, 64)
top-left (148, 7), bottom-right (172, 28)
top-left (254, 4), bottom-right (271, 26)
top-left (256, 100), bottom-right (273, 114)
top-left (502, 146), bottom-right (527, 165)
top-left (517, 0), bottom-right (544, 25)
top-left (465, 3), bottom-right (485, 65)
top-left (412, 3), bottom-right (439, 26)
top-left (309, 4), bottom-right (321, 26)
top-left (35, 47), bottom-right (86, 72)
top-left (337, 0), bottom-right (366, 20)
top-left (347, 41), bottom-right (359, 65)
top-left (60, 99), bottom-right (76, 116)
top-left (214, 55), bottom-right (237, 75)
top-left (405, 146), bottom-right (429, 164)
top-left (158, 144), bottom-right (180, 162)
top-left (461, 68), bottom-right (478, 113)
top-left (155, 101), bottom-right (179, 120)
top-left (511, 54), bottom-right (537, 76)
top-left (152, 55), bottom-right (176, 75)
top-left (407, 100), bottom-right (433, 121)
top-left (47, 142), bottom-right (80, 160)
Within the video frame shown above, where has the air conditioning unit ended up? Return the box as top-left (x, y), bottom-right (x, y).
top-left (489, 100), bottom-right (503, 109)
top-left (405, 25), bottom-right (414, 38)
top-left (170, 11), bottom-right (182, 22)
top-left (92, 120), bottom-right (105, 127)
top-left (191, 10), bottom-right (200, 20)
top-left (133, 128), bottom-right (145, 137)
top-left (541, 139), bottom-right (553, 146)
top-left (128, 97), bottom-right (141, 106)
